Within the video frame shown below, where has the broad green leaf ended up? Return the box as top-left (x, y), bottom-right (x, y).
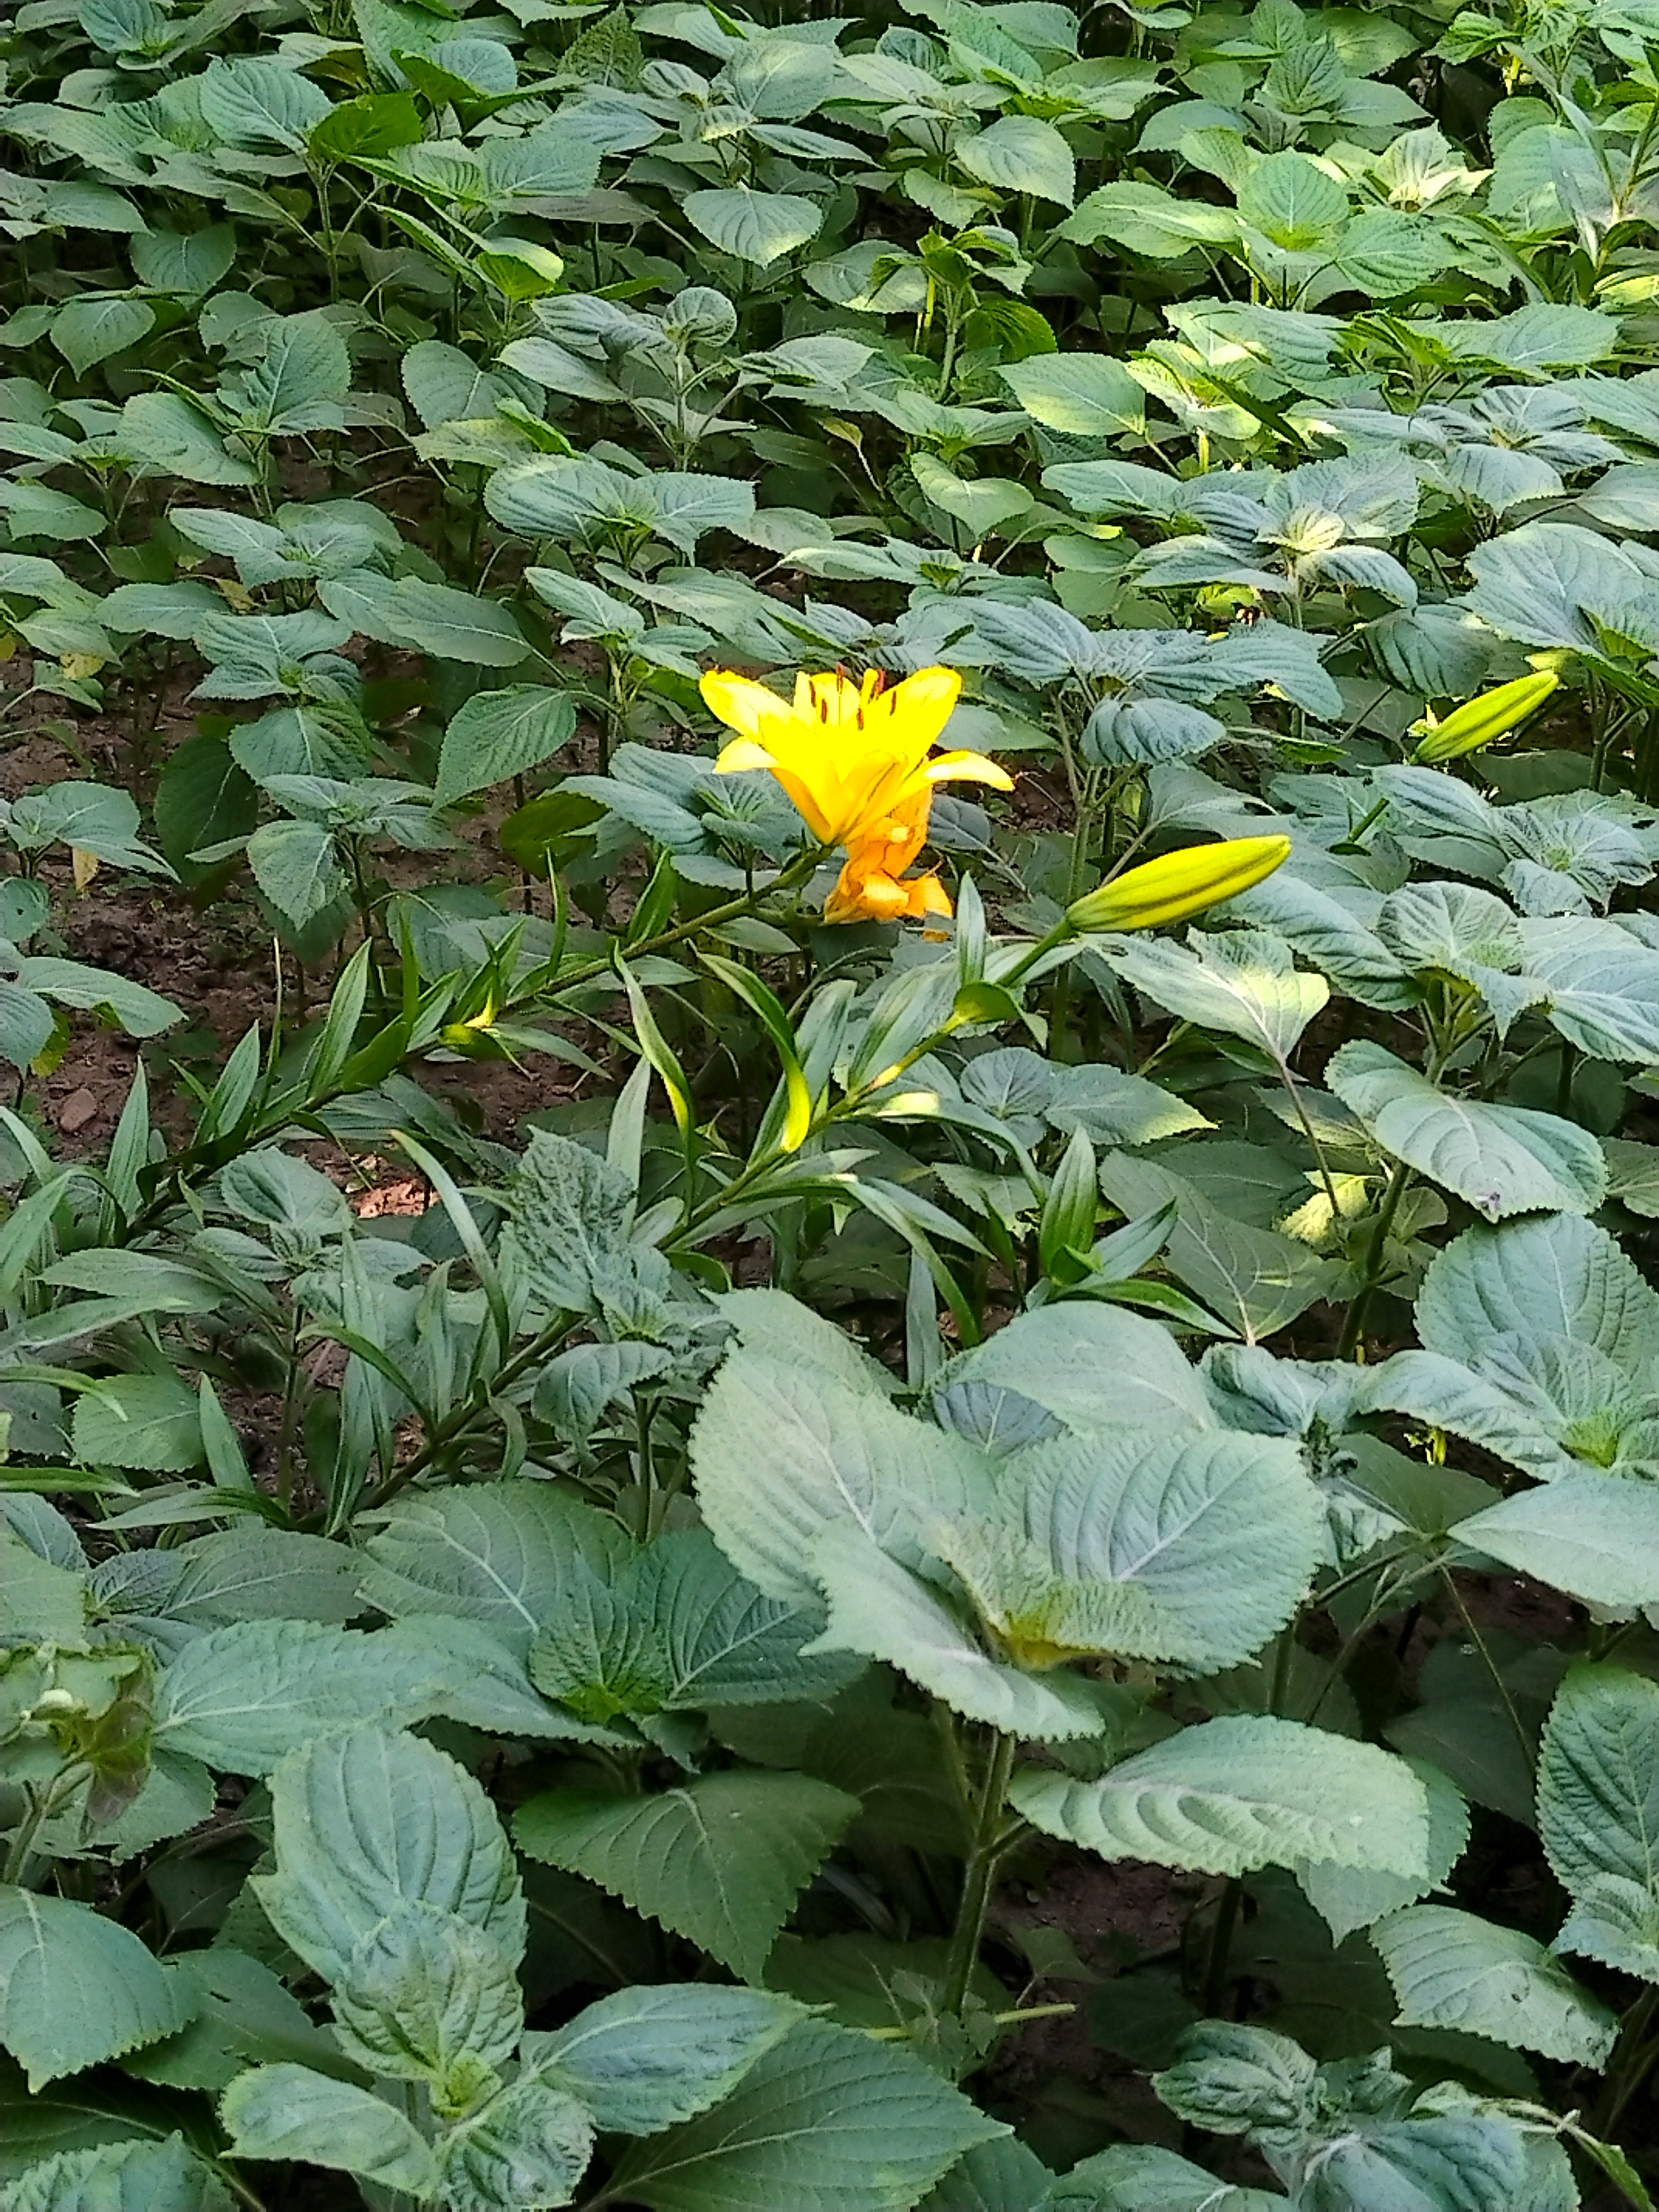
top-left (917, 2140), bottom-right (1057, 2211)
top-left (499, 1126), bottom-right (660, 1316)
top-left (1298, 1759), bottom-right (1470, 1947)
top-left (525, 1984), bottom-right (805, 2135)
top-left (1520, 917), bottom-right (1659, 1064)
top-left (71, 1374), bottom-right (202, 1473)
top-left (807, 1524), bottom-right (1112, 1741)
top-left (0, 1890), bottom-right (191, 2091)
top-left (1237, 150), bottom-right (1348, 247)
top-left (319, 571), bottom-right (530, 667)
top-left (1098, 1153), bottom-right (1334, 1342)
top-left (998, 352), bottom-right (1143, 436)
top-left (488, 456), bottom-right (754, 556)
top-left (154, 1621), bottom-right (450, 1774)
top-left (1049, 2145), bottom-right (1281, 2209)
top-left (435, 685), bottom-right (577, 806)
top-left (1061, 180), bottom-right (1239, 255)
top-left (131, 225), bottom-right (236, 296)
top-left (684, 188), bottom-right (823, 265)
top-left (0, 1537), bottom-right (86, 1645)
top-left (534, 1340), bottom-right (674, 1451)
top-left (1370, 1904), bottom-right (1616, 2066)
top-left (20, 958), bottom-right (181, 1039)
top-left (120, 393), bottom-right (258, 486)
top-left (0, 2136), bottom-right (233, 2212)
top-left (514, 1772), bottom-right (859, 1981)
top-left (1386, 1636), bottom-right (1561, 1830)
top-left (198, 56), bottom-right (335, 150)
top-left (545, 1527), bottom-right (854, 1716)
top-left (1107, 928), bottom-right (1328, 1060)
top-left (1296, 2116), bottom-right (1531, 2212)
top-left (434, 2075), bottom-right (594, 2212)
top-left (1456, 1474), bottom-right (1659, 1610)
top-left (608, 2016), bottom-right (1005, 2210)
top-left (309, 87), bottom-right (423, 160)
top-left (228, 312), bottom-right (352, 435)
top-left (362, 1480), bottom-right (627, 1650)
top-left (1336, 210), bottom-right (1457, 296)
top-left (958, 115), bottom-right (1076, 206)
top-left (1378, 882), bottom-right (1543, 1037)
top-left (1365, 1331), bottom-right (1652, 1485)
top-left (247, 819), bottom-right (343, 927)
top-left (6, 782), bottom-right (161, 872)
top-left (1460, 519), bottom-right (1629, 654)
top-left (1539, 1663), bottom-right (1659, 1981)
top-left (911, 452), bottom-right (1034, 536)
top-left (1157, 2026), bottom-right (1536, 2209)
top-left (1151, 2020), bottom-right (1317, 2135)
top-left (691, 1351), bottom-right (991, 1605)
top-left (1416, 1212), bottom-right (1659, 1374)
top-left (50, 298), bottom-right (154, 375)
top-left (1012, 1717), bottom-right (1430, 1879)
top-left (124, 1949), bottom-right (344, 2095)
top-left (153, 735), bottom-right (259, 887)
top-left (0, 990), bottom-right (56, 1074)
top-left (1436, 301), bottom-right (1619, 371)
top-left (401, 338), bottom-right (518, 430)
top-left (714, 1287), bottom-right (896, 1395)
top-left (218, 2067), bottom-right (438, 2195)
top-left (330, 1903), bottom-right (523, 2084)
top-left (256, 1725), bottom-right (525, 1985)
top-left (928, 1303), bottom-right (1212, 1435)
top-left (1327, 1040), bottom-right (1607, 1219)
top-left (998, 1426), bottom-right (1324, 1673)
top-left (161, 1527), bottom-right (360, 1625)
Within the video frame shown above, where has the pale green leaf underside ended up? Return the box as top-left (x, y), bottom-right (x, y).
top-left (1370, 1902), bottom-right (1617, 2067)
top-left (1011, 1717), bottom-right (1430, 1880)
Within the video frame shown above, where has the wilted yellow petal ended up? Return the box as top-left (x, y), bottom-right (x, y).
top-left (1068, 835), bottom-right (1292, 934)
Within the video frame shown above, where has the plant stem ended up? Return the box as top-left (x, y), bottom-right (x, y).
top-left (1593, 1986), bottom-right (1659, 2139)
top-left (1201, 1877), bottom-right (1243, 2018)
top-left (553, 846), bottom-right (827, 995)
top-left (347, 1314), bottom-right (576, 1518)
top-left (942, 1728), bottom-right (1017, 2017)
top-left (4, 1761), bottom-right (90, 1884)
top-left (1441, 1567), bottom-right (1534, 1779)
top-left (1336, 1158), bottom-right (1413, 1359)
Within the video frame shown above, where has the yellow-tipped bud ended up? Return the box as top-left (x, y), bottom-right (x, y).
top-left (1067, 834), bottom-right (1292, 934)
top-left (1411, 671), bottom-right (1559, 764)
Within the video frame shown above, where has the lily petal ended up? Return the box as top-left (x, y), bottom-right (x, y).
top-left (921, 749), bottom-right (1016, 791)
top-left (875, 665), bottom-right (963, 749)
top-left (714, 738), bottom-right (778, 775)
top-left (701, 671), bottom-right (789, 739)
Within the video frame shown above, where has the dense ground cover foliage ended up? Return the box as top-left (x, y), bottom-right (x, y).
top-left (12, 0), bottom-right (1659, 2202)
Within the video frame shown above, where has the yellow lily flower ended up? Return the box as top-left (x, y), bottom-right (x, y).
top-left (701, 664), bottom-right (1013, 923)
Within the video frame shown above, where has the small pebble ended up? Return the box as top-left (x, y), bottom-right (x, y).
top-left (56, 1087), bottom-right (98, 1134)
